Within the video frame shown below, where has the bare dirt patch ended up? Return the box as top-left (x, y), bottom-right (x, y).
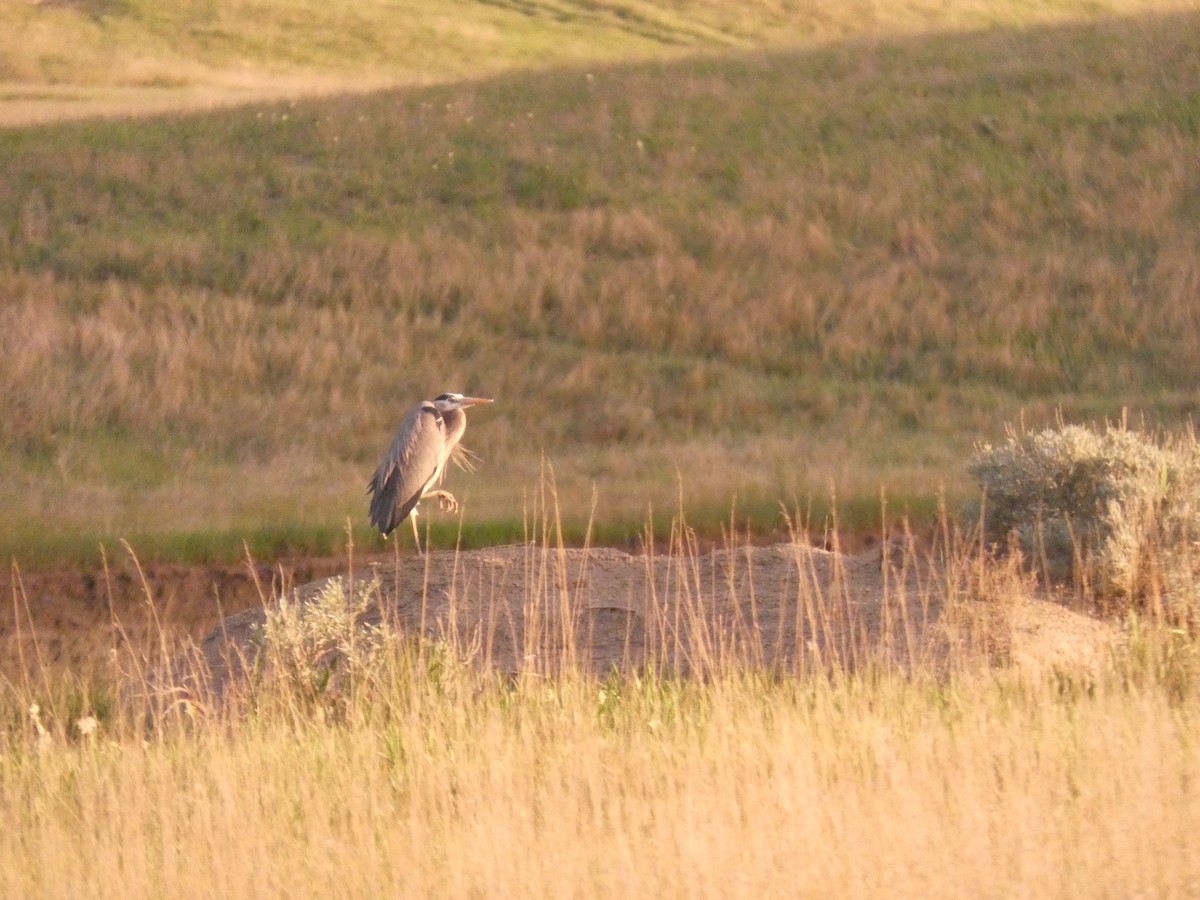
top-left (197, 542), bottom-right (1119, 691)
top-left (2, 542), bottom-right (1118, 686)
top-left (1, 555), bottom-right (347, 680)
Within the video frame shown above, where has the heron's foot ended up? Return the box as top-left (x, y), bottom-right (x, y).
top-left (423, 489), bottom-right (459, 513)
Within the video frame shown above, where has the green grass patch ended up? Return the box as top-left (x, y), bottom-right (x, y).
top-left (2, 493), bottom-right (944, 571)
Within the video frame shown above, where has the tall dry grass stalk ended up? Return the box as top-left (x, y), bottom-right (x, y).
top-left (2, 491), bottom-right (1197, 898)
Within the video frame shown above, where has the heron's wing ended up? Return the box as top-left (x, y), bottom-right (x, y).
top-left (367, 402), bottom-right (444, 535)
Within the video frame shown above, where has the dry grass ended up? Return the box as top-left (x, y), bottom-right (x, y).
top-left (2, 7), bottom-right (1200, 565)
top-left (2, 508), bottom-right (1198, 898)
top-left (5, 672), bottom-right (1198, 898)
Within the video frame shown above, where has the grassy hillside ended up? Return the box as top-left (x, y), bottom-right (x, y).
top-left (2, 7), bottom-right (1200, 566)
top-left (2, 0), bottom-right (1185, 124)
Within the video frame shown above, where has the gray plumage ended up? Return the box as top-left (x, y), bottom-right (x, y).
top-left (367, 392), bottom-right (493, 551)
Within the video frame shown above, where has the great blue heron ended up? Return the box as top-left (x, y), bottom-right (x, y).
top-left (367, 392), bottom-right (494, 553)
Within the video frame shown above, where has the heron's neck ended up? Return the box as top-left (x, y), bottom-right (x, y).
top-left (440, 408), bottom-right (467, 444)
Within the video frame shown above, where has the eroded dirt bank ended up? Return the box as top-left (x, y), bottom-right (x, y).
top-left (2, 542), bottom-right (1118, 685)
top-left (199, 542), bottom-right (1119, 692)
top-left (1, 555), bottom-right (350, 679)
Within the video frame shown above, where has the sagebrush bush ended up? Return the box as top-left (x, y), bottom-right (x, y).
top-left (258, 576), bottom-right (387, 710)
top-left (254, 575), bottom-right (475, 716)
top-left (969, 424), bottom-right (1200, 610)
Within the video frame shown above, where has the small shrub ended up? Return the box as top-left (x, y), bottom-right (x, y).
top-left (259, 576), bottom-right (385, 710)
top-left (968, 423), bottom-right (1200, 611)
top-left (253, 575), bottom-right (478, 714)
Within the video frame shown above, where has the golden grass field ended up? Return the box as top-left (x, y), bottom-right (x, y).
top-left (2, 507), bottom-right (1198, 898)
top-left (8, 663), bottom-right (1199, 898)
top-left (3, 4), bottom-right (1200, 894)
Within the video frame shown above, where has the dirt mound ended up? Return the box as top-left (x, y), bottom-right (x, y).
top-left (198, 542), bottom-right (1120, 692)
top-left (1, 542), bottom-right (1119, 687)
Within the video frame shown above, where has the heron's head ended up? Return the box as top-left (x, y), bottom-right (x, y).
top-left (432, 392), bottom-right (494, 413)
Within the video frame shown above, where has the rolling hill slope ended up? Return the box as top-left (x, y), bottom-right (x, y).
top-left (1, 5), bottom-right (1198, 566)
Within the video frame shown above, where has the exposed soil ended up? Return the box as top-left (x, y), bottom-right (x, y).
top-left (2, 542), bottom-right (1119, 688)
top-left (200, 542), bottom-right (1118, 693)
top-left (1, 554), bottom-right (349, 681)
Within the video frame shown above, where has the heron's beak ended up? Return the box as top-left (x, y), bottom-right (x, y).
top-left (459, 396), bottom-right (494, 408)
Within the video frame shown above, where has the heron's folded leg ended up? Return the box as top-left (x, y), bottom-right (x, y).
top-left (422, 489), bottom-right (459, 513)
top-left (410, 508), bottom-right (423, 556)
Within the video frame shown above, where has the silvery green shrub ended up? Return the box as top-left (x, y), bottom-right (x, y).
top-left (259, 576), bottom-right (385, 706)
top-left (968, 424), bottom-right (1200, 606)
